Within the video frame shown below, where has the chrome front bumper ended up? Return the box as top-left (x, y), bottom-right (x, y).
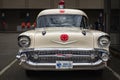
top-left (16, 48), bottom-right (109, 70)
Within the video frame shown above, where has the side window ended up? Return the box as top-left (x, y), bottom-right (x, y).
top-left (80, 16), bottom-right (88, 29)
top-left (37, 16), bottom-right (46, 28)
top-left (80, 17), bottom-right (84, 28)
top-left (84, 17), bottom-right (88, 28)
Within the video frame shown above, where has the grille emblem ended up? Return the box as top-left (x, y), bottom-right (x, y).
top-left (56, 54), bottom-right (73, 58)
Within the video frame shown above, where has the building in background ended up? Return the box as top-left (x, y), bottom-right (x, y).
top-left (0, 0), bottom-right (120, 45)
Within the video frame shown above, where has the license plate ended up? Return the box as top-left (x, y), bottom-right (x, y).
top-left (56, 61), bottom-right (73, 69)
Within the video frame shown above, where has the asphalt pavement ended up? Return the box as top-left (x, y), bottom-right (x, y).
top-left (110, 46), bottom-right (120, 58)
top-left (0, 33), bottom-right (120, 80)
top-left (0, 33), bottom-right (19, 70)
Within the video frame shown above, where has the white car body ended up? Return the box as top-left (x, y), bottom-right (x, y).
top-left (16, 9), bottom-right (110, 71)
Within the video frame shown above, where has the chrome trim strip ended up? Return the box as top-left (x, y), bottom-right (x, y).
top-left (36, 55), bottom-right (90, 57)
top-left (17, 54), bottom-right (91, 59)
top-left (51, 40), bottom-right (78, 45)
top-left (34, 48), bottom-right (94, 51)
top-left (26, 60), bottom-right (102, 66)
top-left (18, 48), bottom-right (95, 53)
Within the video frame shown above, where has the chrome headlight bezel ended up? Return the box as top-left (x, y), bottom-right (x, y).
top-left (18, 36), bottom-right (31, 48)
top-left (98, 35), bottom-right (110, 48)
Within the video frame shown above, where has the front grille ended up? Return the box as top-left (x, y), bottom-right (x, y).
top-left (26, 50), bottom-right (100, 63)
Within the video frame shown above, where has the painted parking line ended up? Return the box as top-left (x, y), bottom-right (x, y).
top-left (0, 59), bottom-right (17, 76)
top-left (106, 66), bottom-right (120, 80)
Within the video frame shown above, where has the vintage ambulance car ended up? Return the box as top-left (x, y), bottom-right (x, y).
top-left (16, 8), bottom-right (110, 73)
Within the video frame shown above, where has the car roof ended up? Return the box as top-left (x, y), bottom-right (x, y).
top-left (37, 9), bottom-right (88, 18)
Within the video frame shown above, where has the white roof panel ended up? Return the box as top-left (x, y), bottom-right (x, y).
top-left (37, 9), bottom-right (88, 18)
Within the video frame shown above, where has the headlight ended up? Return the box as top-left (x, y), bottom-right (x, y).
top-left (18, 36), bottom-right (30, 47)
top-left (101, 53), bottom-right (109, 61)
top-left (98, 35), bottom-right (110, 48)
top-left (32, 53), bottom-right (39, 59)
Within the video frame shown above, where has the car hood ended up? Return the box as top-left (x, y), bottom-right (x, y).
top-left (32, 27), bottom-right (94, 48)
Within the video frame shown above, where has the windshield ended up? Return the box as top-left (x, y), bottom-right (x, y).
top-left (37, 15), bottom-right (88, 28)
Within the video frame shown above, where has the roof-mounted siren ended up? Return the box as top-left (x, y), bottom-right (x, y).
top-left (58, 0), bottom-right (65, 9)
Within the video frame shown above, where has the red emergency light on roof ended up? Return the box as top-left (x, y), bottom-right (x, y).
top-left (58, 0), bottom-right (65, 9)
